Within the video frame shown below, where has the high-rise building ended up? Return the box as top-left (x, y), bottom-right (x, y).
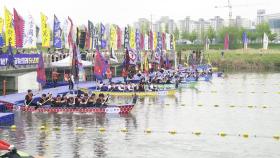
top-left (235, 16), bottom-right (252, 29)
top-left (264, 13), bottom-right (280, 39)
top-left (209, 16), bottom-right (224, 31)
top-left (257, 9), bottom-right (266, 24)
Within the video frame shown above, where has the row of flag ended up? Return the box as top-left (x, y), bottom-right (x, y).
top-left (0, 7), bottom-right (176, 52)
top-left (222, 32), bottom-right (270, 50)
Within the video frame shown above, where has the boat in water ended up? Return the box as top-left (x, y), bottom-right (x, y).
top-left (20, 104), bottom-right (134, 114)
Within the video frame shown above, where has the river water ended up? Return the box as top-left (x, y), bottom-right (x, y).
top-left (1, 73), bottom-right (280, 158)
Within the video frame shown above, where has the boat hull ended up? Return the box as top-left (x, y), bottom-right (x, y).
top-left (20, 104), bottom-right (134, 114)
top-left (92, 90), bottom-right (176, 96)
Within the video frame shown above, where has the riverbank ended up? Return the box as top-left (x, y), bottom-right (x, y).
top-left (199, 49), bottom-right (280, 71)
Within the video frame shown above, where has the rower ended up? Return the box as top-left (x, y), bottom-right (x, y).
top-left (24, 89), bottom-right (36, 107)
top-left (37, 93), bottom-right (52, 108)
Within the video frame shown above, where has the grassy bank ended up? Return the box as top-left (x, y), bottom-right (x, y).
top-left (200, 49), bottom-right (280, 71)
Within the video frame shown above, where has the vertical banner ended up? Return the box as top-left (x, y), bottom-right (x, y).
top-left (100, 23), bottom-right (107, 49)
top-left (117, 26), bottom-right (122, 49)
top-left (88, 20), bottom-right (94, 50)
top-left (53, 15), bottom-right (62, 49)
top-left (144, 34), bottom-right (149, 51)
top-left (157, 32), bottom-right (162, 51)
top-left (41, 13), bottom-right (50, 48)
top-left (263, 33), bottom-right (268, 50)
top-left (0, 17), bottom-right (4, 47)
top-left (13, 8), bottom-right (25, 48)
top-left (129, 27), bottom-right (135, 49)
top-left (110, 25), bottom-right (117, 50)
top-left (162, 33), bottom-right (166, 51)
top-left (135, 29), bottom-right (140, 50)
top-left (140, 33), bottom-right (144, 50)
top-left (149, 30), bottom-right (153, 50)
top-left (63, 18), bottom-right (69, 49)
top-left (37, 52), bottom-right (46, 86)
top-left (205, 37), bottom-right (210, 51)
top-left (224, 33), bottom-right (229, 50)
top-left (166, 33), bottom-right (170, 50)
top-left (153, 32), bottom-right (157, 51)
top-left (170, 34), bottom-right (174, 50)
top-left (4, 7), bottom-right (16, 47)
top-left (124, 26), bottom-right (129, 49)
top-left (23, 15), bottom-right (37, 48)
top-left (85, 27), bottom-right (91, 49)
top-left (242, 32), bottom-right (248, 49)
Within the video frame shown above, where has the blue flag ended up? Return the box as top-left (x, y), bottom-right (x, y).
top-left (242, 32), bottom-right (247, 44)
top-left (37, 52), bottom-right (46, 85)
top-left (53, 15), bottom-right (62, 48)
top-left (136, 29), bottom-right (140, 50)
top-left (0, 35), bottom-right (4, 47)
top-left (100, 23), bottom-right (105, 36)
top-left (7, 44), bottom-right (15, 67)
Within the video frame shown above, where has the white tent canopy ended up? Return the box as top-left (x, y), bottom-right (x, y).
top-left (51, 56), bottom-right (93, 67)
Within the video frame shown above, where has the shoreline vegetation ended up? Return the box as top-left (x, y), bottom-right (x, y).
top-left (180, 48), bottom-right (280, 71)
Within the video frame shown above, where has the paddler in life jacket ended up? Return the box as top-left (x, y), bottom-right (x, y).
top-left (105, 67), bottom-right (112, 83)
top-left (24, 89), bottom-right (36, 107)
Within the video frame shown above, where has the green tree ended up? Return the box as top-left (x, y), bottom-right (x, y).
top-left (189, 31), bottom-right (198, 43)
top-left (206, 26), bottom-right (216, 44)
top-left (247, 31), bottom-right (257, 43)
top-left (174, 27), bottom-right (180, 40)
top-left (269, 33), bottom-right (277, 41)
top-left (181, 31), bottom-right (189, 40)
top-left (217, 26), bottom-right (242, 49)
top-left (256, 22), bottom-right (271, 42)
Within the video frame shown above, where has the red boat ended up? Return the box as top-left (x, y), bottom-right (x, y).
top-left (20, 104), bottom-right (134, 114)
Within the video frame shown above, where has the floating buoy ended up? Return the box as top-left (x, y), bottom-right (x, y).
top-left (181, 104), bottom-right (185, 106)
top-left (229, 105), bottom-right (235, 108)
top-left (144, 128), bottom-right (152, 134)
top-left (99, 127), bottom-right (106, 132)
top-left (169, 130), bottom-right (177, 135)
top-left (120, 128), bottom-right (128, 133)
top-left (273, 135), bottom-right (280, 140)
top-left (214, 105), bottom-right (219, 107)
top-left (165, 104), bottom-right (170, 106)
top-left (40, 126), bottom-right (46, 130)
top-left (197, 104), bottom-right (203, 107)
top-left (53, 127), bottom-right (60, 131)
top-left (242, 133), bottom-right (249, 138)
top-left (263, 91), bottom-right (268, 93)
top-left (76, 127), bottom-right (84, 131)
top-left (10, 125), bottom-right (17, 130)
top-left (193, 131), bottom-right (201, 136)
top-left (218, 132), bottom-right (226, 137)
top-left (262, 105), bottom-right (267, 109)
top-left (248, 105), bottom-right (254, 108)
top-left (237, 91), bottom-right (242, 93)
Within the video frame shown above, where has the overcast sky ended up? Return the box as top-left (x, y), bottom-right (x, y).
top-left (1, 0), bottom-right (280, 27)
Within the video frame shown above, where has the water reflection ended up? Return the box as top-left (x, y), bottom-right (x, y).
top-left (1, 73), bottom-right (280, 158)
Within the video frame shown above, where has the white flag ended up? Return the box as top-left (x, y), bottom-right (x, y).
top-left (23, 15), bottom-right (37, 48)
top-left (63, 19), bottom-right (69, 49)
top-left (263, 33), bottom-right (269, 50)
top-left (110, 47), bottom-right (118, 63)
top-left (144, 34), bottom-right (149, 51)
top-left (166, 33), bottom-right (170, 50)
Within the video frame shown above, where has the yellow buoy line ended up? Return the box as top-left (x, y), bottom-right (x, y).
top-left (191, 91), bottom-right (280, 94)
top-left (174, 104), bottom-right (279, 109)
top-left (3, 125), bottom-right (280, 141)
